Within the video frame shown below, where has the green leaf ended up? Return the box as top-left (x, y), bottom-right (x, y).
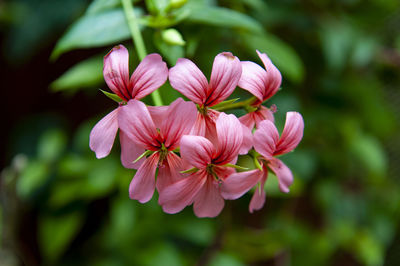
top-left (38, 211), bottom-right (84, 262)
top-left (51, 56), bottom-right (104, 92)
top-left (186, 4), bottom-right (263, 33)
top-left (100, 89), bottom-right (124, 103)
top-left (86, 0), bottom-right (122, 15)
top-left (37, 129), bottom-right (67, 162)
top-left (17, 160), bottom-right (50, 199)
top-left (51, 8), bottom-right (143, 59)
top-left (240, 32), bottom-right (305, 83)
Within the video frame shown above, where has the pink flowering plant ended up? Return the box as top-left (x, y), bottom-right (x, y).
top-left (89, 43), bottom-right (304, 217)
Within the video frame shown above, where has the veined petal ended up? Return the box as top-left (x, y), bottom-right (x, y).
top-left (148, 105), bottom-right (169, 129)
top-left (169, 58), bottom-right (208, 105)
top-left (256, 50), bottom-right (282, 101)
top-left (118, 100), bottom-right (159, 150)
top-left (238, 61), bottom-right (266, 102)
top-left (129, 153), bottom-right (159, 203)
top-left (89, 108), bottom-right (119, 159)
top-left (193, 177), bottom-right (225, 218)
top-left (161, 98), bottom-right (197, 150)
top-left (214, 113), bottom-right (243, 165)
top-left (156, 152), bottom-right (183, 194)
top-left (239, 123), bottom-right (253, 154)
top-left (180, 135), bottom-right (215, 169)
top-left (103, 45), bottom-right (131, 101)
top-left (274, 112), bottom-right (304, 155)
top-left (253, 119), bottom-right (279, 159)
top-left (249, 173), bottom-right (267, 213)
top-left (190, 113), bottom-right (206, 136)
top-left (119, 130), bottom-right (145, 169)
top-left (207, 52), bottom-right (242, 106)
top-left (130, 53), bottom-right (168, 100)
top-left (221, 169), bottom-right (263, 200)
top-left (239, 113), bottom-right (256, 130)
top-left (159, 170), bottom-right (207, 214)
top-left (254, 105), bottom-right (275, 127)
top-left (268, 158), bottom-right (293, 193)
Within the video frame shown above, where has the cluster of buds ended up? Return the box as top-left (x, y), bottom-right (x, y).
top-left (89, 45), bottom-right (304, 218)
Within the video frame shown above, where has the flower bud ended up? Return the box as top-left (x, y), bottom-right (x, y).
top-left (161, 28), bottom-right (186, 46)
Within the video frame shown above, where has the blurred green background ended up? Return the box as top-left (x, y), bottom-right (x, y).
top-left (1, 0), bottom-right (400, 265)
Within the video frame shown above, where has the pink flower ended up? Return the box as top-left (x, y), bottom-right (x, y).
top-left (238, 50), bottom-right (282, 129)
top-left (118, 98), bottom-right (197, 203)
top-left (169, 52), bottom-right (242, 139)
top-left (159, 113), bottom-right (243, 218)
top-left (89, 45), bottom-right (168, 167)
top-left (221, 112), bottom-right (304, 213)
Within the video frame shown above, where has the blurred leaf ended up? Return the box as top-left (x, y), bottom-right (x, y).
top-left (39, 211), bottom-right (84, 262)
top-left (139, 243), bottom-right (183, 266)
top-left (240, 33), bottom-right (305, 83)
top-left (86, 0), bottom-right (123, 15)
top-left (350, 134), bottom-right (387, 177)
top-left (186, 4), bottom-right (263, 33)
top-left (51, 8), bottom-right (142, 59)
top-left (209, 253), bottom-right (245, 266)
top-left (320, 21), bottom-right (354, 71)
top-left (37, 129), bottom-right (67, 162)
top-left (17, 160), bottom-right (50, 199)
top-left (354, 230), bottom-right (384, 266)
top-left (51, 56), bottom-right (104, 92)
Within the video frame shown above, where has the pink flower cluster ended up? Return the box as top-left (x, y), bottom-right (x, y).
top-left (90, 45), bottom-right (304, 218)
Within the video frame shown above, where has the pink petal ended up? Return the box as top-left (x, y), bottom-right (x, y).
top-left (256, 50), bottom-right (282, 101)
top-left (118, 99), bottom-right (159, 150)
top-left (159, 170), bottom-right (207, 214)
top-left (213, 165), bottom-right (236, 180)
top-left (103, 45), bottom-right (131, 101)
top-left (89, 108), bottom-right (119, 159)
top-left (129, 153), bottom-right (159, 203)
top-left (156, 152), bottom-right (183, 194)
top-left (130, 53), bottom-right (168, 100)
top-left (239, 113), bottom-right (256, 130)
top-left (268, 158), bottom-right (293, 193)
top-left (148, 105), bottom-right (169, 129)
top-left (214, 113), bottom-right (243, 165)
top-left (119, 130), bottom-right (145, 169)
top-left (169, 58), bottom-right (208, 105)
top-left (221, 169), bottom-right (263, 200)
top-left (180, 135), bottom-right (215, 169)
top-left (253, 119), bottom-right (279, 160)
top-left (238, 61), bottom-right (266, 102)
top-left (274, 112), bottom-right (304, 155)
top-left (193, 177), bottom-right (225, 218)
top-left (190, 113), bottom-right (207, 136)
top-left (161, 98), bottom-right (197, 150)
top-left (207, 52), bottom-right (242, 106)
top-left (239, 123), bottom-right (253, 155)
top-left (249, 176), bottom-right (267, 213)
top-left (254, 105), bottom-right (275, 127)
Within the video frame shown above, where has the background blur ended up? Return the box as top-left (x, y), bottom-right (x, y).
top-left (1, 0), bottom-right (400, 265)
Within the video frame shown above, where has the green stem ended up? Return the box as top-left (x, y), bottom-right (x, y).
top-left (121, 0), bottom-right (163, 106)
top-left (213, 96), bottom-right (257, 111)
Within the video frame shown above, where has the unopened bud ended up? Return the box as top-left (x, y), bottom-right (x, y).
top-left (169, 0), bottom-right (188, 9)
top-left (161, 28), bottom-right (186, 46)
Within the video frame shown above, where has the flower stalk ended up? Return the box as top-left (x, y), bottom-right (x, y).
top-left (121, 0), bottom-right (163, 106)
